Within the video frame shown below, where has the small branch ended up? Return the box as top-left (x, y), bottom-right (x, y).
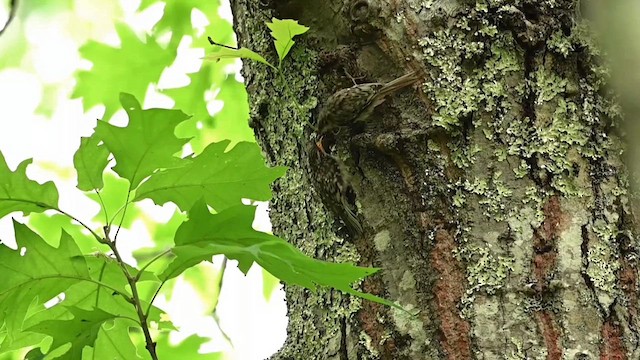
top-left (136, 249), bottom-right (172, 281)
top-left (208, 36), bottom-right (237, 50)
top-left (53, 206), bottom-right (107, 244)
top-left (107, 241), bottom-right (158, 360)
top-left (211, 257), bottom-right (234, 347)
top-left (145, 280), bottom-right (166, 319)
top-left (0, 0), bottom-right (18, 37)
top-left (112, 191), bottom-right (131, 243)
top-left (210, 257), bottom-right (227, 313)
top-left (34, 274), bottom-right (134, 303)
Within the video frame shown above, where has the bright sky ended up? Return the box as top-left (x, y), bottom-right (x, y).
top-left (0, 1), bottom-right (287, 359)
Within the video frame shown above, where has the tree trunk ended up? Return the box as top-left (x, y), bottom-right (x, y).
top-left (230, 0), bottom-right (637, 359)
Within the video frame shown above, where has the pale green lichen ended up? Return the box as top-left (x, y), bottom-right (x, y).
top-left (399, 270), bottom-right (417, 291)
top-left (359, 332), bottom-right (379, 358)
top-left (465, 245), bottom-right (513, 295)
top-left (373, 230), bottom-right (391, 252)
top-left (587, 219), bottom-right (620, 310)
top-left (391, 304), bottom-right (429, 353)
top-left (548, 30), bottom-right (574, 57)
top-left (463, 171), bottom-right (514, 220)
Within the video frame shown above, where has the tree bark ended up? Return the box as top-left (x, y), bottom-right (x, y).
top-left (230, 0), bottom-right (637, 359)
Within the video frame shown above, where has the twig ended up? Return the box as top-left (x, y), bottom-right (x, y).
top-left (0, 0), bottom-right (18, 37)
top-left (208, 36), bottom-right (237, 50)
top-left (107, 240), bottom-right (159, 360)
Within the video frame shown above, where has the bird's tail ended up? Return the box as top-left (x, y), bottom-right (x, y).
top-left (376, 70), bottom-right (420, 99)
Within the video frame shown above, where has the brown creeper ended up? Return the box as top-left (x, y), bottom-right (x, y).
top-left (310, 71), bottom-right (419, 233)
top-left (317, 70), bottom-right (419, 135)
top-left (309, 147), bottom-right (363, 234)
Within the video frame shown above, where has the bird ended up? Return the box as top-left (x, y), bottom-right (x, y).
top-left (316, 70), bottom-right (420, 138)
top-left (310, 70), bottom-right (419, 233)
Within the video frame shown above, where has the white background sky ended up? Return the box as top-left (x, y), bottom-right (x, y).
top-left (0, 1), bottom-right (287, 359)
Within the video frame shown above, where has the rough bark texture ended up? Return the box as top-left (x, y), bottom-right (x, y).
top-left (230, 0), bottom-right (637, 359)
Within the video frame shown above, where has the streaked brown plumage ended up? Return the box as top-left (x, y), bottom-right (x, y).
top-left (317, 71), bottom-right (419, 134)
top-left (310, 71), bottom-right (419, 235)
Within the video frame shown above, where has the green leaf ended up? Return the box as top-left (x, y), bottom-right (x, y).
top-left (95, 93), bottom-right (191, 189)
top-left (27, 212), bottom-right (110, 255)
top-left (91, 319), bottom-right (142, 360)
top-left (262, 269), bottom-right (280, 301)
top-left (25, 307), bottom-right (123, 360)
top-left (72, 24), bottom-right (175, 120)
top-left (135, 141), bottom-right (286, 211)
top-left (265, 18), bottom-right (309, 62)
top-left (0, 152), bottom-right (59, 217)
top-left (159, 201), bottom-right (395, 308)
top-left (73, 136), bottom-right (110, 191)
top-left (205, 47), bottom-right (275, 69)
top-left (71, 255), bottom-right (161, 321)
top-left (156, 333), bottom-right (222, 359)
top-left (210, 75), bottom-right (255, 145)
top-left (0, 224), bottom-right (89, 344)
top-left (86, 172), bottom-right (141, 228)
top-left (140, 0), bottom-right (222, 47)
top-left (167, 68), bottom-right (216, 139)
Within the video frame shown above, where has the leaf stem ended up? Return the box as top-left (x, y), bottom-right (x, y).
top-left (136, 249), bottom-right (172, 281)
top-left (112, 191), bottom-right (131, 243)
top-left (0, 0), bottom-right (18, 37)
top-left (210, 257), bottom-right (233, 347)
top-left (208, 36), bottom-right (237, 50)
top-left (106, 240), bottom-right (158, 360)
top-left (52, 206), bottom-right (107, 244)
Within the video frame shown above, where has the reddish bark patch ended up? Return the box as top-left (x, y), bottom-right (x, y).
top-left (535, 311), bottom-right (562, 360)
top-left (619, 253), bottom-right (638, 327)
top-left (531, 196), bottom-right (567, 357)
top-left (539, 196), bottom-right (569, 240)
top-left (532, 197), bottom-right (565, 289)
top-left (431, 228), bottom-right (472, 360)
top-left (600, 321), bottom-right (626, 360)
top-left (533, 252), bottom-right (557, 292)
top-left (358, 278), bottom-right (399, 357)
top-left (358, 292), bottom-right (397, 359)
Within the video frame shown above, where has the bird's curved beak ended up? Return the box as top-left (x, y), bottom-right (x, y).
top-left (315, 136), bottom-right (327, 155)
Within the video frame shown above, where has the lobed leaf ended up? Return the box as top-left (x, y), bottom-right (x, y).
top-left (90, 319), bottom-right (142, 360)
top-left (0, 152), bottom-right (59, 218)
top-left (204, 47), bottom-right (275, 69)
top-left (159, 201), bottom-right (398, 309)
top-left (72, 24), bottom-right (175, 120)
top-left (0, 224), bottom-right (89, 345)
top-left (265, 18), bottom-right (309, 62)
top-left (95, 93), bottom-right (191, 189)
top-left (25, 307), bottom-right (125, 360)
top-left (134, 140), bottom-right (286, 212)
top-left (73, 136), bottom-right (110, 191)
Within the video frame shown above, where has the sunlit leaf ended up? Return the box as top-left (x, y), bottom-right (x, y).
top-left (265, 18), bottom-right (309, 62)
top-left (135, 141), bottom-right (286, 211)
top-left (140, 0), bottom-right (221, 47)
top-left (72, 24), bottom-right (175, 120)
top-left (205, 47), bottom-right (275, 68)
top-left (0, 224), bottom-right (89, 344)
top-left (156, 333), bottom-right (222, 359)
top-left (0, 152), bottom-right (59, 217)
top-left (74, 136), bottom-right (110, 191)
top-left (86, 172), bottom-right (141, 228)
top-left (210, 75), bottom-right (254, 145)
top-left (159, 201), bottom-right (396, 308)
top-left (95, 93), bottom-right (191, 189)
